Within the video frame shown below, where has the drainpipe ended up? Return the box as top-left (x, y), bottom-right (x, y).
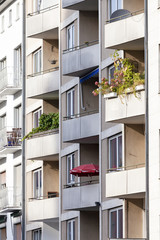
top-left (98, 0), bottom-right (102, 239)
top-left (144, 0), bottom-right (149, 239)
top-left (22, 0), bottom-right (26, 239)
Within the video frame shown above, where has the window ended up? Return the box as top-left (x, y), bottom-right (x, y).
top-left (108, 65), bottom-right (115, 83)
top-left (67, 24), bottom-right (74, 50)
top-left (0, 114), bottom-right (6, 130)
top-left (67, 89), bottom-right (74, 117)
top-left (33, 108), bottom-right (42, 128)
top-left (16, 3), bottom-right (20, 20)
top-left (109, 134), bottom-right (122, 170)
top-left (32, 229), bottom-right (42, 240)
top-left (67, 154), bottom-right (75, 184)
top-left (109, 207), bottom-right (123, 238)
top-left (1, 16), bottom-right (4, 33)
top-left (14, 46), bottom-right (22, 85)
top-left (0, 171), bottom-right (6, 189)
top-left (67, 219), bottom-right (75, 240)
top-left (109, 0), bottom-right (122, 16)
top-left (14, 105), bottom-right (22, 128)
top-left (0, 58), bottom-right (6, 71)
top-left (33, 49), bottom-right (42, 74)
top-left (9, 9), bottom-right (12, 27)
top-left (33, 0), bottom-right (42, 12)
top-left (14, 223), bottom-right (21, 240)
top-left (33, 169), bottom-right (42, 199)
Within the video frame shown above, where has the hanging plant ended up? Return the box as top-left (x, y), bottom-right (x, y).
top-left (92, 51), bottom-right (145, 98)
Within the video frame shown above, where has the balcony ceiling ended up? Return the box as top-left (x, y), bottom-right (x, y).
top-left (63, 0), bottom-right (98, 11)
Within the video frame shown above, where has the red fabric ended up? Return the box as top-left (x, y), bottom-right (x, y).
top-left (70, 164), bottom-right (99, 176)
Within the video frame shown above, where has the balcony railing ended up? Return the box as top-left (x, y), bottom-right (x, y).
top-left (0, 187), bottom-right (21, 211)
top-left (27, 67), bottom-right (59, 78)
top-left (106, 163), bottom-right (145, 173)
top-left (27, 3), bottom-right (59, 17)
top-left (64, 179), bottom-right (99, 188)
top-left (29, 192), bottom-right (59, 201)
top-left (0, 67), bottom-right (22, 91)
top-left (110, 239), bottom-right (146, 240)
top-left (63, 109), bottom-right (99, 121)
top-left (63, 40), bottom-right (99, 54)
top-left (106, 9), bottom-right (144, 23)
top-left (0, 127), bottom-right (22, 150)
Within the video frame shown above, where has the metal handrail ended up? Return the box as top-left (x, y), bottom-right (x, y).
top-left (27, 4), bottom-right (59, 17)
top-left (63, 109), bottom-right (99, 121)
top-left (27, 67), bottom-right (59, 78)
top-left (106, 163), bottom-right (145, 173)
top-left (29, 193), bottom-right (59, 201)
top-left (106, 9), bottom-right (144, 23)
top-left (64, 179), bottom-right (99, 189)
top-left (27, 128), bottom-right (59, 139)
top-left (63, 40), bottom-right (99, 54)
top-left (109, 239), bottom-right (147, 240)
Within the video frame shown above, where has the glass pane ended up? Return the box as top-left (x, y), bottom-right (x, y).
top-left (110, 211), bottom-right (117, 238)
top-left (72, 25), bottom-right (74, 48)
top-left (71, 154), bottom-right (75, 183)
top-left (110, 138), bottom-right (117, 169)
top-left (118, 209), bottom-right (123, 238)
top-left (109, 66), bottom-right (115, 82)
top-left (118, 0), bottom-right (122, 9)
top-left (110, 0), bottom-right (117, 15)
top-left (67, 156), bottom-right (71, 183)
top-left (118, 135), bottom-right (122, 168)
top-left (68, 222), bottom-right (71, 240)
top-left (73, 221), bottom-right (75, 240)
top-left (67, 92), bottom-right (71, 116)
top-left (72, 90), bottom-right (74, 116)
top-left (68, 27), bottom-right (71, 49)
top-left (39, 170), bottom-right (42, 197)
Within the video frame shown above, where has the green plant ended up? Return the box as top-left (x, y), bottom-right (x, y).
top-left (92, 51), bottom-right (145, 97)
top-left (22, 113), bottom-right (59, 140)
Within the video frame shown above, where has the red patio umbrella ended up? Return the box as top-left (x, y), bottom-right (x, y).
top-left (70, 164), bottom-right (99, 177)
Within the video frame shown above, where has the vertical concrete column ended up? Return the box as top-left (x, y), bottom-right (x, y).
top-left (6, 213), bottom-right (13, 240)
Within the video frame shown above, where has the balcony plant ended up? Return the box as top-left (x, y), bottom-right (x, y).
top-left (22, 112), bottom-right (59, 140)
top-left (92, 51), bottom-right (145, 98)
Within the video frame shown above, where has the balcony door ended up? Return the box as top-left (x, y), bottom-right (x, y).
top-left (67, 89), bottom-right (74, 118)
top-left (109, 207), bottom-right (123, 238)
top-left (67, 219), bottom-right (75, 240)
top-left (33, 48), bottom-right (42, 74)
top-left (67, 24), bottom-right (74, 50)
top-left (109, 133), bottom-right (122, 170)
top-left (33, 169), bottom-right (42, 199)
top-left (109, 0), bottom-right (122, 16)
top-left (14, 46), bottom-right (22, 86)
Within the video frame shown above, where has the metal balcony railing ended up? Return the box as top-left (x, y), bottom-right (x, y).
top-left (0, 127), bottom-right (22, 150)
top-left (27, 67), bottom-right (59, 78)
top-left (64, 179), bottom-right (99, 189)
top-left (29, 192), bottom-right (59, 201)
top-left (0, 67), bottom-right (22, 91)
top-left (0, 187), bottom-right (21, 210)
top-left (106, 163), bottom-right (145, 173)
top-left (109, 238), bottom-right (146, 240)
top-left (63, 40), bottom-right (99, 54)
top-left (63, 109), bottom-right (99, 121)
top-left (27, 3), bottom-right (59, 17)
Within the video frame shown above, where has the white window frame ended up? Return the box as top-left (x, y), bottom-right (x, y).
top-left (109, 133), bottom-right (122, 170)
top-left (1, 15), bottom-right (4, 33)
top-left (0, 57), bottom-right (6, 71)
top-left (0, 114), bottom-right (6, 130)
top-left (67, 23), bottom-right (74, 50)
top-left (33, 0), bottom-right (42, 12)
top-left (14, 105), bottom-right (22, 128)
top-left (33, 48), bottom-right (42, 74)
top-left (8, 9), bottom-right (12, 27)
top-left (14, 46), bottom-right (22, 85)
top-left (33, 108), bottom-right (42, 128)
top-left (67, 88), bottom-right (75, 117)
top-left (16, 3), bottom-right (20, 20)
top-left (67, 153), bottom-right (75, 184)
top-left (108, 0), bottom-right (123, 17)
top-left (32, 228), bottom-right (42, 240)
top-left (33, 168), bottom-right (42, 199)
top-left (108, 64), bottom-right (115, 83)
top-left (67, 219), bottom-right (75, 240)
top-left (109, 207), bottom-right (123, 238)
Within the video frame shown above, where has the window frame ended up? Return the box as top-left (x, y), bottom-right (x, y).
top-left (109, 133), bottom-right (122, 170)
top-left (1, 15), bottom-right (4, 33)
top-left (67, 219), bottom-right (75, 240)
top-left (14, 105), bottom-right (22, 128)
top-left (33, 48), bottom-right (42, 74)
top-left (0, 57), bottom-right (6, 71)
top-left (33, 168), bottom-right (42, 199)
top-left (108, 64), bottom-right (115, 83)
top-left (33, 108), bottom-right (42, 128)
top-left (67, 88), bottom-right (75, 118)
top-left (109, 207), bottom-right (123, 238)
top-left (32, 228), bottom-right (42, 240)
top-left (16, 2), bottom-right (20, 20)
top-left (0, 114), bottom-right (6, 130)
top-left (14, 45), bottom-right (22, 84)
top-left (8, 9), bottom-right (12, 27)
top-left (67, 153), bottom-right (75, 185)
top-left (67, 23), bottom-right (74, 50)
top-left (108, 0), bottom-right (123, 18)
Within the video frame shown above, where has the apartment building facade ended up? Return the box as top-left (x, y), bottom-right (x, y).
top-left (0, 0), bottom-right (23, 239)
top-left (25, 0), bottom-right (59, 239)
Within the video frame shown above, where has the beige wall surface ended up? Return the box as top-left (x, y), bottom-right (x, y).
top-left (125, 124), bottom-right (145, 167)
top-left (43, 161), bottom-right (59, 197)
top-left (43, 40), bottom-right (59, 70)
top-left (125, 50), bottom-right (144, 74)
top-left (80, 211), bottom-right (99, 240)
top-left (123, 0), bottom-right (144, 13)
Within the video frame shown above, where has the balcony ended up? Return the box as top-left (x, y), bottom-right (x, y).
top-left (0, 187), bottom-right (21, 213)
top-left (106, 165), bottom-right (145, 199)
top-left (28, 196), bottom-right (59, 222)
top-left (0, 67), bottom-right (22, 97)
top-left (62, 41), bottom-right (99, 77)
top-left (105, 10), bottom-right (144, 50)
top-left (104, 85), bottom-right (145, 124)
top-left (27, 68), bottom-right (59, 100)
top-left (0, 127), bottom-right (22, 154)
top-left (27, 3), bottom-right (59, 39)
top-left (27, 129), bottom-right (59, 161)
top-left (63, 181), bottom-right (99, 210)
top-left (63, 111), bottom-right (99, 143)
top-left (62, 0), bottom-right (98, 11)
